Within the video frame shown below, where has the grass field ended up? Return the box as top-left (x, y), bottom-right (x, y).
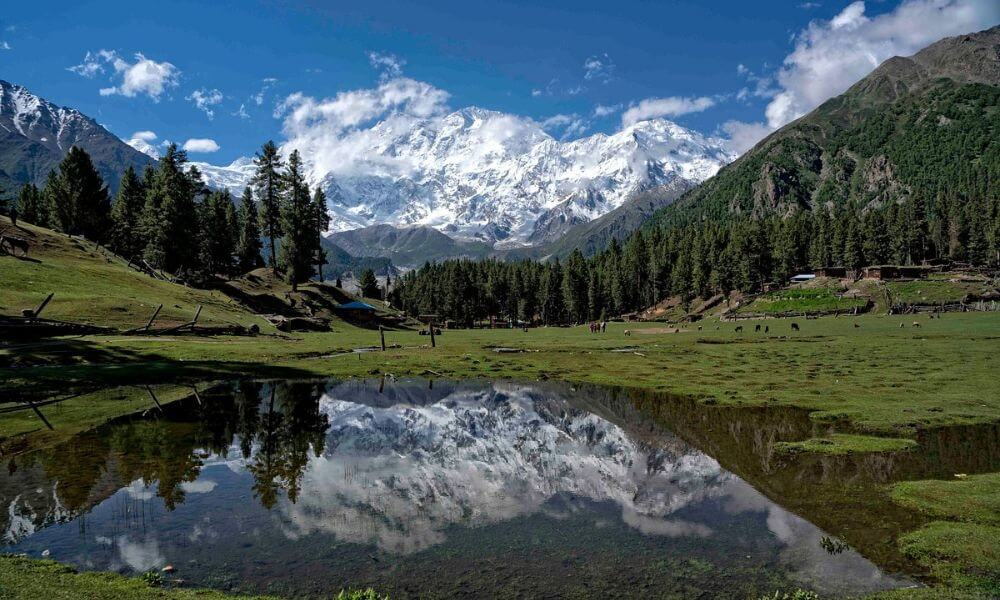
top-left (739, 287), bottom-right (869, 315)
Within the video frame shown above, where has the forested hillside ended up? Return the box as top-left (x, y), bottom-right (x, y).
top-left (390, 27), bottom-right (1000, 325)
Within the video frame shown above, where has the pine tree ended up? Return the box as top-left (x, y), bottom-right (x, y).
top-left (358, 268), bottom-right (379, 298)
top-left (16, 183), bottom-right (45, 226)
top-left (110, 166), bottom-right (146, 258)
top-left (278, 150), bottom-right (314, 289)
top-left (253, 141), bottom-right (285, 274)
top-left (200, 190), bottom-right (238, 276)
top-left (561, 249), bottom-right (589, 324)
top-left (140, 145), bottom-right (202, 273)
top-left (312, 188), bottom-right (330, 282)
top-left (539, 259), bottom-right (565, 325)
top-left (236, 186), bottom-right (264, 273)
top-left (45, 147), bottom-right (111, 241)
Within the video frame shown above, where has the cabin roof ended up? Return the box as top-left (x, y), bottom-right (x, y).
top-left (336, 301), bottom-right (377, 311)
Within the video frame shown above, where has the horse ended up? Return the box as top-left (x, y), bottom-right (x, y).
top-left (735, 325), bottom-right (743, 333)
top-left (755, 324), bottom-right (761, 332)
top-left (624, 329), bottom-right (631, 337)
top-left (791, 322), bottom-right (800, 332)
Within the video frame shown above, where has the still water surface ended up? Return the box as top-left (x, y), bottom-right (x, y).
top-left (4, 378), bottom-right (994, 598)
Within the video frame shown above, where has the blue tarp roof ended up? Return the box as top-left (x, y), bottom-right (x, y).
top-left (337, 301), bottom-right (378, 311)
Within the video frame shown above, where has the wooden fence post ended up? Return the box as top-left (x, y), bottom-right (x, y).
top-left (379, 325), bottom-right (386, 351)
top-left (429, 319), bottom-right (436, 348)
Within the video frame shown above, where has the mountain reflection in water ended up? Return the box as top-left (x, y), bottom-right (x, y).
top-left (2, 378), bottom-right (926, 598)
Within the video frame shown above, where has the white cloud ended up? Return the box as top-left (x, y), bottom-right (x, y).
top-left (763, 0), bottom-right (1000, 128)
top-left (187, 88), bottom-right (223, 119)
top-left (253, 78), bottom-right (277, 106)
top-left (621, 96), bottom-right (716, 126)
top-left (70, 50), bottom-right (180, 100)
top-left (278, 76), bottom-right (451, 177)
top-left (592, 103), bottom-right (622, 117)
top-left (278, 77), bottom-right (450, 136)
top-left (583, 53), bottom-right (616, 83)
top-left (719, 120), bottom-right (774, 154)
top-left (182, 138), bottom-right (220, 153)
top-left (368, 51), bottom-right (406, 80)
top-left (0, 42), bottom-right (10, 50)
top-left (67, 49), bottom-right (115, 78)
top-left (132, 130), bottom-right (157, 142)
top-left (539, 113), bottom-right (590, 140)
top-left (233, 103), bottom-right (250, 119)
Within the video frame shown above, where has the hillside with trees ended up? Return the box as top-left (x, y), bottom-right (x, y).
top-left (9, 141), bottom-right (346, 289)
top-left (390, 27), bottom-right (1000, 326)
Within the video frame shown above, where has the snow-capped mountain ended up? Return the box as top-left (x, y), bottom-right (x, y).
top-left (200, 108), bottom-right (734, 246)
top-left (0, 79), bottom-right (153, 192)
top-left (190, 157), bottom-right (257, 195)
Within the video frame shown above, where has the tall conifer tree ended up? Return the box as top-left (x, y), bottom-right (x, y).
top-left (237, 186), bottom-right (264, 273)
top-left (253, 141), bottom-right (285, 274)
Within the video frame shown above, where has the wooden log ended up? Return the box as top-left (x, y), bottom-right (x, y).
top-left (31, 293), bottom-right (54, 321)
top-left (143, 304), bottom-right (163, 331)
top-left (191, 305), bottom-right (202, 327)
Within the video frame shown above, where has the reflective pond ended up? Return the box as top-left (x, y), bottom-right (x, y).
top-left (2, 379), bottom-right (998, 598)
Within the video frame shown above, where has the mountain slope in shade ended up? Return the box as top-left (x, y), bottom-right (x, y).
top-left (540, 178), bottom-right (695, 258)
top-left (0, 80), bottom-right (154, 195)
top-left (652, 26), bottom-right (1000, 227)
top-left (199, 111), bottom-right (735, 248)
top-left (329, 223), bottom-right (492, 267)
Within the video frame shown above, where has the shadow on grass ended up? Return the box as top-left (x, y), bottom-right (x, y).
top-left (0, 336), bottom-right (319, 396)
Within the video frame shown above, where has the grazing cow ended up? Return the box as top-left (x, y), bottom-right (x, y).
top-left (765, 325), bottom-right (769, 333)
top-left (912, 322), bottom-right (921, 328)
top-left (791, 322), bottom-right (800, 332)
top-left (755, 324), bottom-right (761, 332)
top-left (853, 323), bottom-right (860, 328)
top-left (0, 234), bottom-right (29, 257)
top-left (697, 325), bottom-right (703, 331)
top-left (624, 329), bottom-right (631, 337)
top-left (735, 325), bottom-right (743, 333)
top-left (899, 323), bottom-right (905, 328)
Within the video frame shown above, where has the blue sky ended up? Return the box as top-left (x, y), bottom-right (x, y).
top-left (1, 1), bottom-right (997, 163)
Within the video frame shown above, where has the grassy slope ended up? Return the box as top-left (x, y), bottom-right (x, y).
top-left (0, 218), bottom-right (272, 330)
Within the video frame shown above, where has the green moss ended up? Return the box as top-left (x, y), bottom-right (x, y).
top-left (775, 433), bottom-right (918, 456)
top-left (0, 554), bottom-right (281, 599)
top-left (898, 522), bottom-right (1000, 592)
top-left (891, 474), bottom-right (1000, 525)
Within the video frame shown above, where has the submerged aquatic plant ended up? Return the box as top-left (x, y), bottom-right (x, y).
top-left (820, 535), bottom-right (850, 554)
top-left (140, 570), bottom-right (165, 587)
top-left (757, 590), bottom-right (820, 600)
top-left (335, 590), bottom-right (389, 600)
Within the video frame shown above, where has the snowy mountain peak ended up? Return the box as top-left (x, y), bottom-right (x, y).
top-left (0, 79), bottom-right (154, 193)
top-left (0, 80), bottom-right (91, 152)
top-left (199, 109), bottom-right (735, 246)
